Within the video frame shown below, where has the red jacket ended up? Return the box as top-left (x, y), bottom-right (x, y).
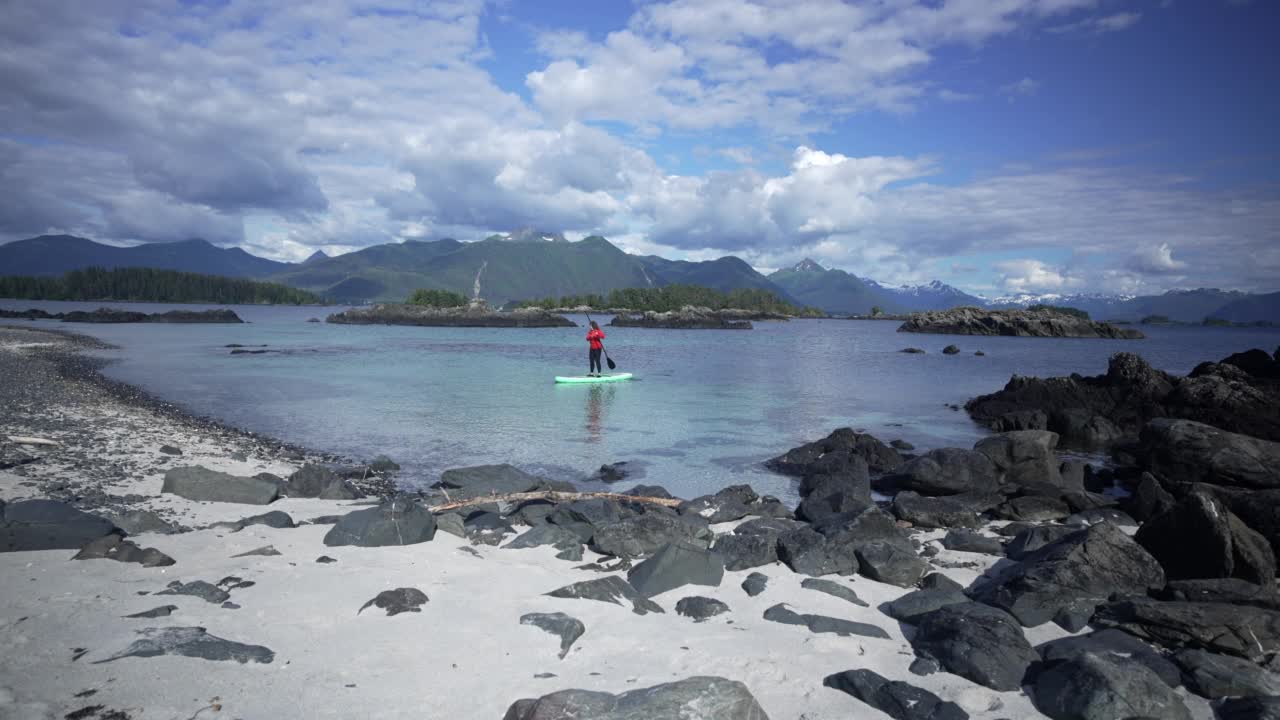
top-left (587, 328), bottom-right (605, 350)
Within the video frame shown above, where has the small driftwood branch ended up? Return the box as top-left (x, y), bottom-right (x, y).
top-left (7, 436), bottom-right (61, 447)
top-left (426, 490), bottom-right (681, 514)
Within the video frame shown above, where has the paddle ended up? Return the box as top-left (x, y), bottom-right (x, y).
top-left (585, 312), bottom-right (617, 370)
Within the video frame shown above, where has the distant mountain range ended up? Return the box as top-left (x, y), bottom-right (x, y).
top-left (0, 235), bottom-right (292, 278)
top-left (767, 258), bottom-right (985, 314)
top-left (1, 235), bottom-right (1276, 322)
top-left (986, 288), bottom-right (1278, 324)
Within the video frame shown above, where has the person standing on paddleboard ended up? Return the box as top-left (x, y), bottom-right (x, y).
top-left (586, 321), bottom-right (605, 376)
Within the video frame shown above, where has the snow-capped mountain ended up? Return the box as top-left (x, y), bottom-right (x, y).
top-left (865, 279), bottom-right (986, 310)
top-left (983, 292), bottom-right (1133, 308)
top-left (487, 228), bottom-right (568, 243)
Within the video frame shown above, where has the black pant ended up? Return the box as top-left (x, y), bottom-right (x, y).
top-left (589, 348), bottom-right (602, 373)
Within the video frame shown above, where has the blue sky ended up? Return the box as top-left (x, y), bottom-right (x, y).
top-left (2, 0), bottom-right (1277, 297)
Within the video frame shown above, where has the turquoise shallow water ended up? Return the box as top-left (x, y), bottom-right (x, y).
top-left (5, 299), bottom-right (1280, 503)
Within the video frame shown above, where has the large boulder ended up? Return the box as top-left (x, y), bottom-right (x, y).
top-left (822, 669), bottom-right (968, 720)
top-left (1154, 578), bottom-right (1280, 609)
top-left (1139, 419), bottom-right (1280, 490)
top-left (1216, 697), bottom-right (1280, 720)
top-left (892, 492), bottom-right (981, 529)
top-left (881, 588), bottom-right (969, 623)
top-left (971, 522), bottom-right (1165, 628)
top-left (678, 485), bottom-right (757, 524)
top-left (776, 527), bottom-right (857, 577)
top-left (855, 543), bottom-right (928, 587)
top-left (505, 524), bottom-right (584, 559)
top-left (766, 428), bottom-right (903, 477)
top-left (910, 602), bottom-right (1038, 691)
top-left (1136, 492), bottom-right (1276, 584)
top-left (501, 676), bottom-right (769, 720)
top-left (1126, 472), bottom-right (1177, 522)
top-left (322, 499), bottom-right (437, 547)
top-left (589, 512), bottom-right (705, 558)
top-left (285, 465), bottom-right (361, 500)
top-left (1035, 628), bottom-right (1182, 688)
top-left (1, 500), bottom-right (120, 552)
top-left (1173, 648), bottom-right (1280, 699)
top-left (975, 430), bottom-right (1067, 489)
top-left (1032, 652), bottom-right (1192, 720)
top-left (1093, 598), bottom-right (1280, 661)
top-left (884, 448), bottom-right (999, 496)
top-left (626, 541), bottom-right (725, 598)
top-left (711, 518), bottom-right (803, 571)
top-left (161, 466), bottom-right (280, 505)
top-left (434, 464), bottom-right (570, 501)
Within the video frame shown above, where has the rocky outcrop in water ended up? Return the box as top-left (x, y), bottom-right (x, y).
top-left (326, 303), bottom-right (574, 327)
top-left (609, 306), bottom-right (752, 329)
top-left (966, 350), bottom-right (1280, 445)
top-left (0, 307), bottom-right (243, 323)
top-left (898, 306), bottom-right (1143, 339)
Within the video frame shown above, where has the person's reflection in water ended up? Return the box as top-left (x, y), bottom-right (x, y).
top-left (584, 384), bottom-right (616, 443)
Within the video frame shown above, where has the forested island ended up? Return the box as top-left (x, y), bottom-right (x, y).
top-left (519, 284), bottom-right (821, 316)
top-left (0, 267), bottom-right (324, 305)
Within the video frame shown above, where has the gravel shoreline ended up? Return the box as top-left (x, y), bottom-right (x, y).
top-left (0, 324), bottom-right (395, 517)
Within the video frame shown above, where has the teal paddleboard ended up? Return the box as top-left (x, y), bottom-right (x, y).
top-left (554, 372), bottom-right (634, 384)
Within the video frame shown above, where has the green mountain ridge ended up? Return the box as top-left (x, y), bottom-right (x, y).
top-left (768, 259), bottom-right (907, 314)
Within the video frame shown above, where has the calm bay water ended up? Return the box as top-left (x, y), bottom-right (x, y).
top-left (6, 298), bottom-right (1279, 503)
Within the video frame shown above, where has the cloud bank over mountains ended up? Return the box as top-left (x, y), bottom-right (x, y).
top-left (1, 0), bottom-right (1276, 297)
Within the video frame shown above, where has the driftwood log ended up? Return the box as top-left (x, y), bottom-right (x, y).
top-left (426, 490), bottom-right (681, 514)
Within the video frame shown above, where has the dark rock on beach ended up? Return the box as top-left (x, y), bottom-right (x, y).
top-left (741, 572), bottom-right (769, 597)
top-left (124, 605), bottom-right (178, 619)
top-left (881, 588), bottom-right (969, 624)
top-left (1031, 651), bottom-right (1192, 720)
top-left (157, 580), bottom-right (230, 604)
top-left (358, 588), bottom-right (428, 616)
top-left (822, 669), bottom-right (969, 720)
top-left (323, 499), bottom-right (437, 547)
top-left (711, 517), bottom-right (802, 570)
top-left (1092, 598), bottom-right (1280, 661)
top-left (884, 448), bottom-right (999, 496)
top-left (1154, 578), bottom-right (1280, 609)
top-left (892, 492), bottom-right (981, 529)
top-left (1, 499), bottom-right (120, 552)
top-left (546, 576), bottom-right (664, 615)
top-left (73, 535), bottom-right (175, 567)
top-left (327, 303), bottom-right (574, 327)
top-left (911, 602), bottom-right (1038, 691)
top-left (1136, 492), bottom-right (1276, 584)
top-left (95, 627), bottom-right (273, 664)
top-left (161, 466), bottom-right (280, 505)
top-left (855, 542), bottom-right (928, 587)
top-left (801, 578), bottom-right (867, 607)
top-left (939, 530), bottom-right (1002, 555)
top-left (1035, 628), bottom-right (1182, 689)
top-left (763, 603), bottom-right (889, 639)
top-left (675, 596), bottom-right (730, 622)
top-left (285, 464), bottom-right (363, 499)
top-left (766, 427), bottom-right (904, 477)
top-left (107, 509), bottom-right (177, 535)
top-left (1138, 419), bottom-right (1280, 490)
top-left (971, 522), bottom-right (1165, 628)
top-left (1174, 648), bottom-right (1280, 698)
top-left (1216, 697), bottom-right (1280, 720)
top-left (502, 676), bottom-right (769, 720)
top-left (589, 512), bottom-right (706, 558)
top-left (232, 510), bottom-right (295, 531)
top-left (521, 612), bottom-right (585, 658)
top-left (898, 306), bottom-right (1143, 339)
top-left (435, 464), bottom-right (574, 501)
top-left (505, 524), bottom-right (585, 560)
top-left (627, 540), bottom-right (724, 598)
